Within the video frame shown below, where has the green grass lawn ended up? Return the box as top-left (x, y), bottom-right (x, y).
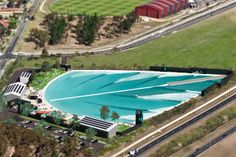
top-left (69, 10), bottom-right (236, 70)
top-left (117, 124), bottom-right (131, 132)
top-left (31, 69), bottom-right (64, 90)
top-left (15, 9), bottom-right (236, 71)
top-left (50, 0), bottom-right (148, 16)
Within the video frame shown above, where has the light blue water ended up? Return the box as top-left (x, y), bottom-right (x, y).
top-left (45, 70), bottom-right (223, 123)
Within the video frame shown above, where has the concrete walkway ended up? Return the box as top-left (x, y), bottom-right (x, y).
top-left (168, 75), bottom-right (225, 86)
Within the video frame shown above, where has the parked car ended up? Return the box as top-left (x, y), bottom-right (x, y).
top-left (63, 130), bottom-right (68, 134)
top-left (129, 149), bottom-right (138, 156)
top-left (44, 126), bottom-right (52, 130)
top-left (67, 130), bottom-right (75, 137)
top-left (79, 142), bottom-right (85, 146)
top-left (29, 95), bottom-right (38, 100)
top-left (58, 129), bottom-right (64, 133)
top-left (79, 136), bottom-right (86, 140)
top-left (21, 120), bottom-right (32, 124)
top-left (91, 139), bottom-right (98, 143)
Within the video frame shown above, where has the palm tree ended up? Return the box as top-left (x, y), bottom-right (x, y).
top-left (72, 120), bottom-right (80, 130)
top-left (86, 128), bottom-right (97, 146)
top-left (100, 105), bottom-right (110, 121)
top-left (0, 92), bottom-right (5, 113)
top-left (51, 111), bottom-right (63, 126)
top-left (38, 119), bottom-right (48, 128)
top-left (20, 103), bottom-right (34, 116)
top-left (111, 111), bottom-right (120, 122)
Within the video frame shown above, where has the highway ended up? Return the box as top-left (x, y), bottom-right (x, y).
top-left (129, 91), bottom-right (236, 157)
top-left (188, 126), bottom-right (236, 157)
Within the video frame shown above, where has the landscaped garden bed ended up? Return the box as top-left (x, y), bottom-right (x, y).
top-left (31, 68), bottom-right (64, 91)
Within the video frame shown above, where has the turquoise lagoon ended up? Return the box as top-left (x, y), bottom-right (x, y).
top-left (44, 70), bottom-right (223, 123)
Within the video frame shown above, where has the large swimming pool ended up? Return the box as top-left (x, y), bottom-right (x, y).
top-left (44, 70), bottom-right (223, 123)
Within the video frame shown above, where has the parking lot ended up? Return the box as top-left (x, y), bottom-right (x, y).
top-left (17, 119), bottom-right (105, 151)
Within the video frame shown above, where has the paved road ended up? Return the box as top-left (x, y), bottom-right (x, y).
top-left (188, 126), bottom-right (236, 157)
top-left (16, 0), bottom-right (236, 56)
top-left (0, 0), bottom-right (40, 75)
top-left (111, 85), bottom-right (236, 157)
top-left (130, 92), bottom-right (236, 157)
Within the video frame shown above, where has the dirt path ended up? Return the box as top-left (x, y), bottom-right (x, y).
top-left (199, 129), bottom-right (236, 157)
top-left (40, 0), bottom-right (47, 14)
top-left (3, 146), bottom-right (15, 157)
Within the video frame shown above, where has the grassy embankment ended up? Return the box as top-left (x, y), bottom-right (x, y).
top-left (151, 105), bottom-right (236, 157)
top-left (15, 9), bottom-right (236, 70)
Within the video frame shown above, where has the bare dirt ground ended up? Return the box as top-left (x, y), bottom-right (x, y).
top-left (170, 117), bottom-right (236, 157)
top-left (16, 0), bottom-right (165, 53)
top-left (16, 0), bottom-right (197, 53)
top-left (199, 130), bottom-right (236, 157)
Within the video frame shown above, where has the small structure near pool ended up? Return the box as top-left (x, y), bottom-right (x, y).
top-left (20, 72), bottom-right (31, 84)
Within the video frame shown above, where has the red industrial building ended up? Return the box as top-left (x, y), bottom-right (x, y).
top-left (151, 1), bottom-right (171, 15)
top-left (156, 0), bottom-right (175, 14)
top-left (135, 4), bottom-right (165, 18)
top-left (135, 0), bottom-right (188, 19)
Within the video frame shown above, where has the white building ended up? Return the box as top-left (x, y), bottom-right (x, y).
top-left (3, 82), bottom-right (26, 102)
top-left (20, 72), bottom-right (31, 84)
top-left (189, 0), bottom-right (197, 8)
top-left (80, 116), bottom-right (118, 138)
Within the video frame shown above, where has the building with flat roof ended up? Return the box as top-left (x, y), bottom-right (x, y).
top-left (80, 116), bottom-right (118, 138)
top-left (20, 72), bottom-right (31, 84)
top-left (3, 82), bottom-right (26, 102)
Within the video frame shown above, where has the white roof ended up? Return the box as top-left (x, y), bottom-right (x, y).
top-left (20, 72), bottom-right (31, 78)
top-left (4, 82), bottom-right (26, 97)
top-left (188, 0), bottom-right (195, 3)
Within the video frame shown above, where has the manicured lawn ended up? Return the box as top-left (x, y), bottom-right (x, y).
top-left (31, 69), bottom-right (64, 90)
top-left (117, 124), bottom-right (131, 132)
top-left (69, 9), bottom-right (236, 70)
top-left (50, 0), bottom-right (148, 16)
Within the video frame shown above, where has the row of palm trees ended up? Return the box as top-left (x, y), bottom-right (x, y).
top-left (100, 105), bottom-right (120, 122)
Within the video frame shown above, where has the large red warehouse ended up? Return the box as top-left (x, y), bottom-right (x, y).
top-left (150, 2), bottom-right (169, 16)
top-left (135, 0), bottom-right (188, 19)
top-left (156, 0), bottom-right (175, 14)
top-left (151, 1), bottom-right (171, 16)
top-left (135, 4), bottom-right (165, 18)
top-left (167, 0), bottom-right (180, 12)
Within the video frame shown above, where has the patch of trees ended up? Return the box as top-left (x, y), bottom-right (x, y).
top-left (27, 11), bottom-right (138, 48)
top-left (27, 14), bottom-right (67, 47)
top-left (27, 28), bottom-right (49, 48)
top-left (48, 16), bottom-right (67, 44)
top-left (0, 123), bottom-right (78, 157)
top-left (76, 14), bottom-right (99, 45)
top-left (100, 105), bottom-right (120, 122)
top-left (118, 12), bottom-right (137, 33)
